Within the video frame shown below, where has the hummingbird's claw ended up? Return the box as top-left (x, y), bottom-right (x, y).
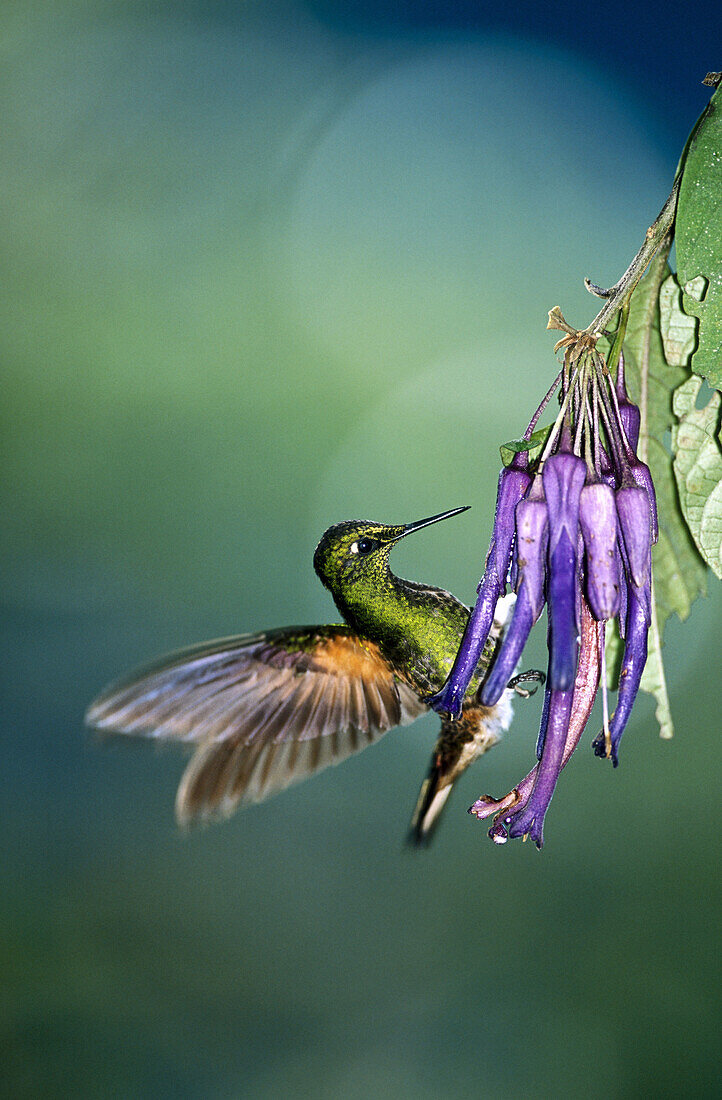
top-left (507, 669), bottom-right (546, 699)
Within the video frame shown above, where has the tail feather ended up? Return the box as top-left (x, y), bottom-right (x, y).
top-left (408, 765), bottom-right (453, 847)
top-left (408, 704), bottom-right (511, 846)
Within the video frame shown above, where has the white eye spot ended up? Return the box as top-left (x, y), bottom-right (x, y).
top-left (350, 541), bottom-right (359, 554)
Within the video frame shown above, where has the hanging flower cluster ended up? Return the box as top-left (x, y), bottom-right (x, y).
top-left (428, 340), bottom-right (658, 848)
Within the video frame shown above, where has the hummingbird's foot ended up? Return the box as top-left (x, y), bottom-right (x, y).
top-left (507, 669), bottom-right (546, 699)
top-left (425, 683), bottom-right (464, 720)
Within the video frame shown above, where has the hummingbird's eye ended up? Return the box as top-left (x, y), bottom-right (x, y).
top-left (351, 537), bottom-right (378, 556)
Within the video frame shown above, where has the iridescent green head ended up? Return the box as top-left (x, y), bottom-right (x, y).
top-left (313, 508), bottom-right (469, 597)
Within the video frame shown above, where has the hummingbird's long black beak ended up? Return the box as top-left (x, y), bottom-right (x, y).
top-left (399, 506), bottom-right (470, 539)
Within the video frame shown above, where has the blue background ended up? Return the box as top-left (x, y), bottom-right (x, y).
top-left (3, 3), bottom-right (721, 1095)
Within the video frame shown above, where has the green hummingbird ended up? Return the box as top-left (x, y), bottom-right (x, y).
top-left (86, 507), bottom-right (525, 844)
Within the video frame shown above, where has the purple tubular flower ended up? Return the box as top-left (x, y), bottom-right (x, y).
top-left (506, 688), bottom-right (574, 848)
top-left (427, 464), bottom-right (530, 717)
top-left (616, 486), bottom-right (652, 589)
top-left (593, 580), bottom-right (650, 765)
top-left (480, 499), bottom-right (548, 706)
top-left (579, 483), bottom-right (620, 621)
top-left (543, 453), bottom-right (587, 691)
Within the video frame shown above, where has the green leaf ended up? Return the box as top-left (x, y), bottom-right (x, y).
top-left (675, 83), bottom-right (722, 388)
top-left (619, 259), bottom-right (708, 738)
top-left (659, 273), bottom-right (697, 367)
top-left (646, 435), bottom-right (707, 622)
top-left (499, 425), bottom-right (551, 468)
top-left (672, 376), bottom-right (722, 577)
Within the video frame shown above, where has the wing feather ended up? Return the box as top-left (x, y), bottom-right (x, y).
top-left (86, 626), bottom-right (427, 823)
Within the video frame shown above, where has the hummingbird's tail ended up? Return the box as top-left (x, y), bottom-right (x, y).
top-left (407, 702), bottom-right (513, 846)
top-left (408, 763), bottom-right (454, 846)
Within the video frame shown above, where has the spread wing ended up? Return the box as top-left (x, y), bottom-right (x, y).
top-left (86, 626), bottom-right (426, 824)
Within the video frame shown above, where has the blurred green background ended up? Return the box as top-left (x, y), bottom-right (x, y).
top-left (3, 3), bottom-right (721, 1096)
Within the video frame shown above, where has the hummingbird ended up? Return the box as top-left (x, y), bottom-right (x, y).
top-left (86, 507), bottom-right (529, 844)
